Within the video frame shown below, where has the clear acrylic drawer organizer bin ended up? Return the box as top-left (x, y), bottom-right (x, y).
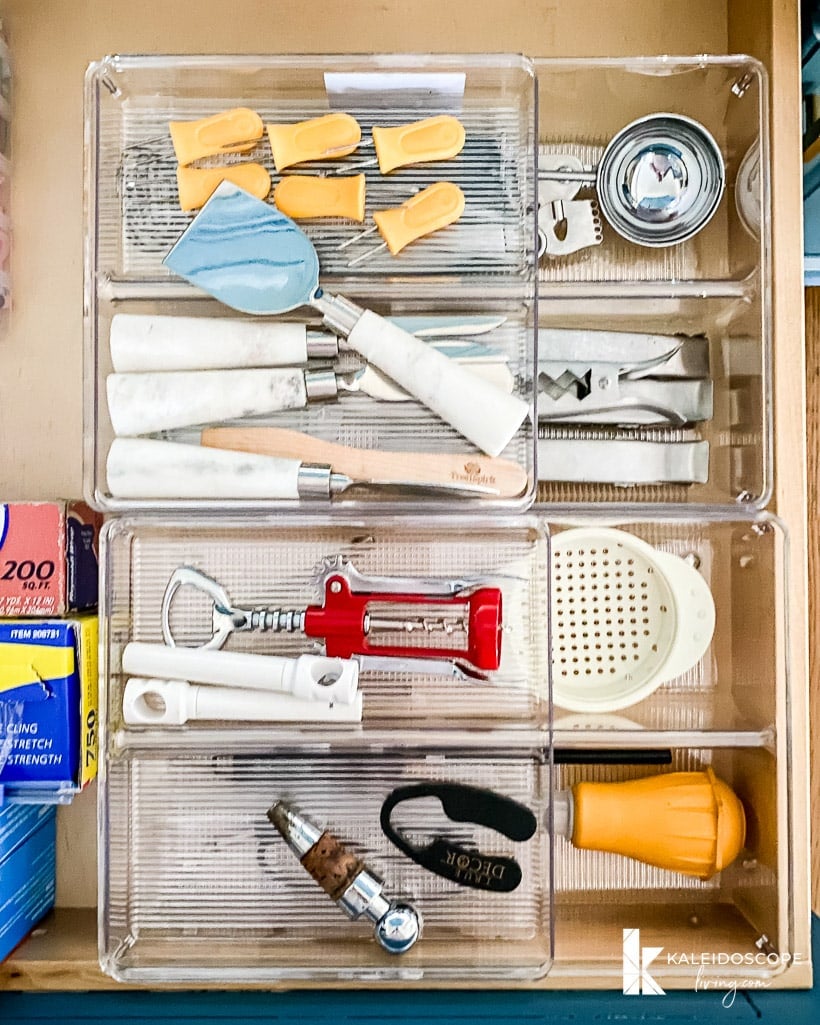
top-left (544, 514), bottom-right (795, 983)
top-left (83, 55), bottom-right (539, 514)
top-left (533, 58), bottom-right (770, 508)
top-left (98, 517), bottom-right (553, 982)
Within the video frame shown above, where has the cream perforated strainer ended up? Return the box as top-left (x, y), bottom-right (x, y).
top-left (550, 527), bottom-right (715, 712)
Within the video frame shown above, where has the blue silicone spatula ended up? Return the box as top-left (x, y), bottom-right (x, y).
top-left (163, 182), bottom-right (528, 458)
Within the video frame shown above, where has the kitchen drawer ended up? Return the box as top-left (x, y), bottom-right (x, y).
top-left (0, 0), bottom-right (809, 995)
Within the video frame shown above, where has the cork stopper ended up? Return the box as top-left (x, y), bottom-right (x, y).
top-left (301, 829), bottom-right (365, 900)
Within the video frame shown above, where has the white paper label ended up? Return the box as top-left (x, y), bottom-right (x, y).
top-left (324, 72), bottom-right (465, 110)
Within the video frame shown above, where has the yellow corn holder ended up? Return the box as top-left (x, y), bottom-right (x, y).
top-left (266, 113), bottom-right (361, 172)
top-left (176, 164), bottom-right (271, 212)
top-left (372, 115), bottom-right (466, 174)
top-left (169, 107), bottom-right (263, 166)
top-left (372, 181), bottom-right (465, 256)
top-left (273, 174), bottom-right (366, 221)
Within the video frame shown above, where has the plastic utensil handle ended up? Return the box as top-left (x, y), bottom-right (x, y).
top-left (570, 769), bottom-right (746, 880)
top-left (200, 426), bottom-right (529, 498)
top-left (122, 642), bottom-right (359, 704)
top-left (373, 182), bottom-right (465, 255)
top-left (176, 164), bottom-right (271, 212)
top-left (170, 107), bottom-right (263, 165)
top-left (106, 367), bottom-right (308, 435)
top-left (373, 115), bottom-right (466, 174)
top-left (106, 439), bottom-right (304, 499)
top-left (122, 677), bottom-right (363, 725)
top-left (109, 315), bottom-right (310, 373)
top-left (345, 310), bottom-right (528, 456)
top-left (267, 113), bottom-right (361, 172)
top-left (273, 175), bottom-right (366, 221)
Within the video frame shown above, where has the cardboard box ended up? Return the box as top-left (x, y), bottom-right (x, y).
top-left (0, 502), bottom-right (103, 616)
top-left (0, 804), bottom-right (56, 962)
top-left (0, 615), bottom-right (98, 804)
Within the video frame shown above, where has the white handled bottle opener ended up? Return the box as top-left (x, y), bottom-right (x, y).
top-left (122, 642), bottom-right (359, 705)
top-left (122, 677), bottom-right (364, 726)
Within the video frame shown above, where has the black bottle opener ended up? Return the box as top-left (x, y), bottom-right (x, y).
top-left (380, 782), bottom-right (537, 893)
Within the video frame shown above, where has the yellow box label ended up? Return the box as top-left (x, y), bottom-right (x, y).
top-left (75, 614), bottom-right (99, 788)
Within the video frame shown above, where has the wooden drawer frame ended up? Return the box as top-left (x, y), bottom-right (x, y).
top-left (0, 0), bottom-right (809, 991)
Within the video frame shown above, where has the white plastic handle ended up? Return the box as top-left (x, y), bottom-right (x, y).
top-left (122, 642), bottom-right (359, 704)
top-left (106, 367), bottom-right (308, 436)
top-left (122, 677), bottom-right (364, 725)
top-left (110, 315), bottom-right (309, 372)
top-left (106, 439), bottom-right (303, 499)
top-left (346, 309), bottom-right (529, 457)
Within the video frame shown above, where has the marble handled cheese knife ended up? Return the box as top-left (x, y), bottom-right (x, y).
top-left (106, 361), bottom-right (514, 436)
top-left (162, 181), bottom-right (529, 457)
top-left (109, 313), bottom-right (508, 372)
top-left (200, 427), bottom-right (529, 498)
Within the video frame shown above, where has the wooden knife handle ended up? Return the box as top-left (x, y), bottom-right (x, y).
top-left (200, 427), bottom-right (529, 498)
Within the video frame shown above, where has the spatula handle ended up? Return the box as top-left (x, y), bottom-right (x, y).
top-left (345, 310), bottom-right (529, 457)
top-left (106, 368), bottom-right (308, 435)
top-left (110, 315), bottom-right (310, 372)
top-left (106, 439), bottom-right (304, 499)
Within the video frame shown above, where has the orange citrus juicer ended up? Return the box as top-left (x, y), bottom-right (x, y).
top-left (553, 768), bottom-right (747, 879)
top-left (272, 173), bottom-right (366, 221)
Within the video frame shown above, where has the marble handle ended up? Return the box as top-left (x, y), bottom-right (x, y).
top-left (106, 438), bottom-right (303, 498)
top-left (346, 309), bottom-right (529, 457)
top-left (106, 367), bottom-right (308, 435)
top-left (110, 314), bottom-right (309, 372)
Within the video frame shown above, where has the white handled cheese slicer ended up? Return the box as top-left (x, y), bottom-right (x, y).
top-left (550, 528), bottom-right (715, 712)
top-left (162, 181), bottom-right (529, 457)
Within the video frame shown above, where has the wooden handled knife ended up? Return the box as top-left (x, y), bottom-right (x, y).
top-left (200, 427), bottom-right (529, 498)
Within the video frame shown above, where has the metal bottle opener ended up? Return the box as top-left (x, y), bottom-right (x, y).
top-left (161, 558), bottom-right (503, 680)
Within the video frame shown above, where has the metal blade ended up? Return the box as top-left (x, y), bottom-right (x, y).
top-left (353, 654), bottom-right (489, 681)
top-left (390, 315), bottom-right (507, 337)
top-left (538, 330), bottom-right (709, 378)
